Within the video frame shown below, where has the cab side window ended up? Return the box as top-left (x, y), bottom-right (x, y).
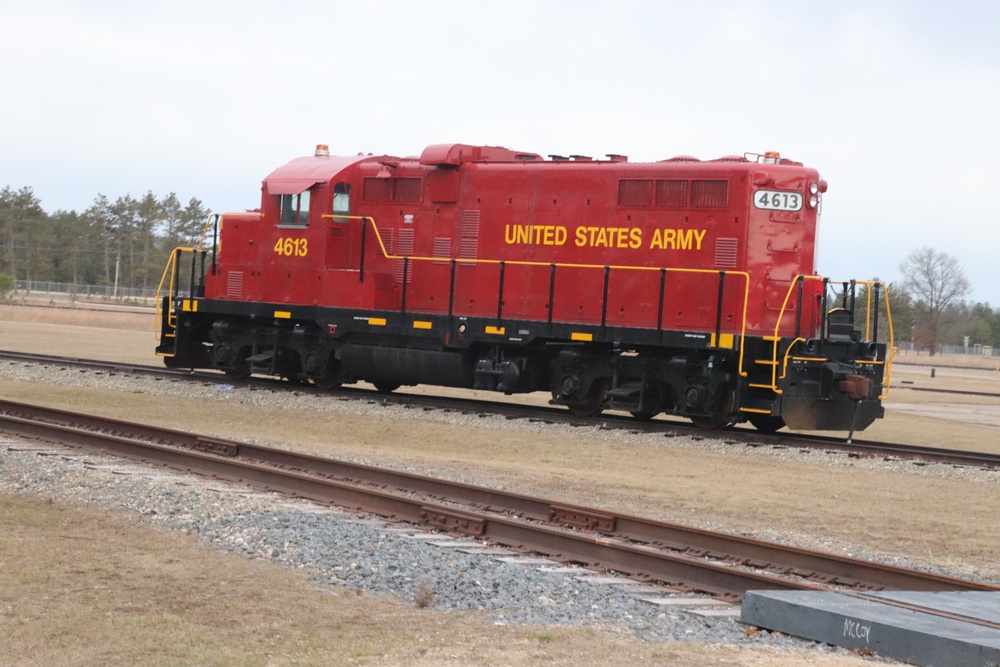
top-left (333, 183), bottom-right (350, 217)
top-left (280, 190), bottom-right (310, 226)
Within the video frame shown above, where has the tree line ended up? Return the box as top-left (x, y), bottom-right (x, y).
top-left (886, 247), bottom-right (999, 355)
top-left (1, 187), bottom-right (996, 355)
top-left (0, 185), bottom-right (208, 294)
top-left (823, 247), bottom-right (997, 357)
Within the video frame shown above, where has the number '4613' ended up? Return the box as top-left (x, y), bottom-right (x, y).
top-left (274, 237), bottom-right (308, 257)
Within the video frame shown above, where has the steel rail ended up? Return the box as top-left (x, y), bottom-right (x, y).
top-left (1, 398), bottom-right (995, 599)
top-left (3, 348), bottom-right (1000, 470)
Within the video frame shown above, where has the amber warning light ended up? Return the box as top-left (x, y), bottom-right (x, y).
top-left (315, 144), bottom-right (330, 157)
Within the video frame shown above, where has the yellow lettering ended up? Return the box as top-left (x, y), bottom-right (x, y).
top-left (630, 228), bottom-right (642, 249)
top-left (593, 227), bottom-right (608, 248)
top-left (542, 226), bottom-right (561, 245)
top-left (648, 228), bottom-right (707, 251)
top-left (273, 237), bottom-right (308, 257)
top-left (504, 225), bottom-right (524, 244)
top-left (505, 224), bottom-right (568, 246)
top-left (575, 227), bottom-right (588, 247)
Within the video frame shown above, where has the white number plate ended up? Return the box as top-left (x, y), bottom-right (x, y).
top-left (754, 190), bottom-right (802, 211)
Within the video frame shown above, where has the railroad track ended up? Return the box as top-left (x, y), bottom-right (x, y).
top-left (2, 349), bottom-right (1000, 470)
top-left (1, 398), bottom-right (996, 601)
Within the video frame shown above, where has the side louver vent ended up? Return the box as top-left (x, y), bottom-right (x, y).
top-left (715, 238), bottom-right (739, 268)
top-left (227, 271), bottom-right (244, 298)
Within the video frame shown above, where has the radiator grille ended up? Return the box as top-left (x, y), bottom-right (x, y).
top-left (618, 179), bottom-right (653, 206)
top-left (362, 177), bottom-right (423, 203)
top-left (363, 178), bottom-right (392, 202)
top-left (655, 179), bottom-right (688, 207)
top-left (393, 178), bottom-right (422, 202)
top-left (691, 179), bottom-right (728, 207)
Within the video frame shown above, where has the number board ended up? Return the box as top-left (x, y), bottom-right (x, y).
top-left (754, 190), bottom-right (802, 212)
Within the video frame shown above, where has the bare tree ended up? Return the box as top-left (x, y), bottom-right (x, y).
top-left (898, 247), bottom-right (971, 355)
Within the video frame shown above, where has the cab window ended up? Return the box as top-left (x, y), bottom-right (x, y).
top-left (332, 183), bottom-right (350, 218)
top-left (280, 190), bottom-right (310, 226)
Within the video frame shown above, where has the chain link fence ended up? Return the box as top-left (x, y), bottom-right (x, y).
top-left (12, 280), bottom-right (157, 305)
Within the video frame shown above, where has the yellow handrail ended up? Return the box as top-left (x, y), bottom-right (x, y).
top-left (324, 214), bottom-right (753, 376)
top-left (879, 287), bottom-right (898, 400)
top-left (194, 213), bottom-right (220, 252)
top-left (154, 213), bottom-right (225, 341)
top-left (766, 276), bottom-right (895, 397)
top-left (154, 246), bottom-right (195, 340)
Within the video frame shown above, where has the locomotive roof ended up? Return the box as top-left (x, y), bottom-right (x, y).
top-left (263, 153), bottom-right (371, 195)
top-left (263, 144), bottom-right (807, 194)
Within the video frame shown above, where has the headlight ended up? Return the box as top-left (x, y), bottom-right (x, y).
top-left (809, 195), bottom-right (819, 208)
top-left (809, 182), bottom-right (819, 195)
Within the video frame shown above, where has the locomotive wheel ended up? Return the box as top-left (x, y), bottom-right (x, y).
top-left (689, 385), bottom-right (735, 430)
top-left (313, 376), bottom-right (342, 390)
top-left (312, 359), bottom-right (343, 390)
top-left (748, 414), bottom-right (785, 434)
top-left (218, 345), bottom-right (250, 380)
top-left (373, 381), bottom-right (401, 394)
top-left (566, 379), bottom-right (608, 418)
top-left (630, 383), bottom-right (663, 421)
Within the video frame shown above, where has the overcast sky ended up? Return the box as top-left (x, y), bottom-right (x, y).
top-left (3, 0), bottom-right (999, 305)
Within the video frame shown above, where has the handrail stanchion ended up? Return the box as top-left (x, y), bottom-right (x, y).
top-left (601, 266), bottom-right (610, 330)
top-left (497, 260), bottom-right (506, 323)
top-left (547, 263), bottom-right (556, 328)
top-left (448, 259), bottom-right (457, 321)
top-left (794, 276), bottom-right (803, 339)
top-left (401, 257), bottom-right (409, 315)
top-left (714, 271), bottom-right (725, 346)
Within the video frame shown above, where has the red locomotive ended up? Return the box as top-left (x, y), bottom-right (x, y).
top-left (157, 143), bottom-right (894, 433)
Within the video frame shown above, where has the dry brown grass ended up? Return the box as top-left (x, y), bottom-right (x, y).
top-left (894, 350), bottom-right (1000, 371)
top-left (9, 493), bottom-right (853, 667)
top-left (0, 304), bottom-right (152, 336)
